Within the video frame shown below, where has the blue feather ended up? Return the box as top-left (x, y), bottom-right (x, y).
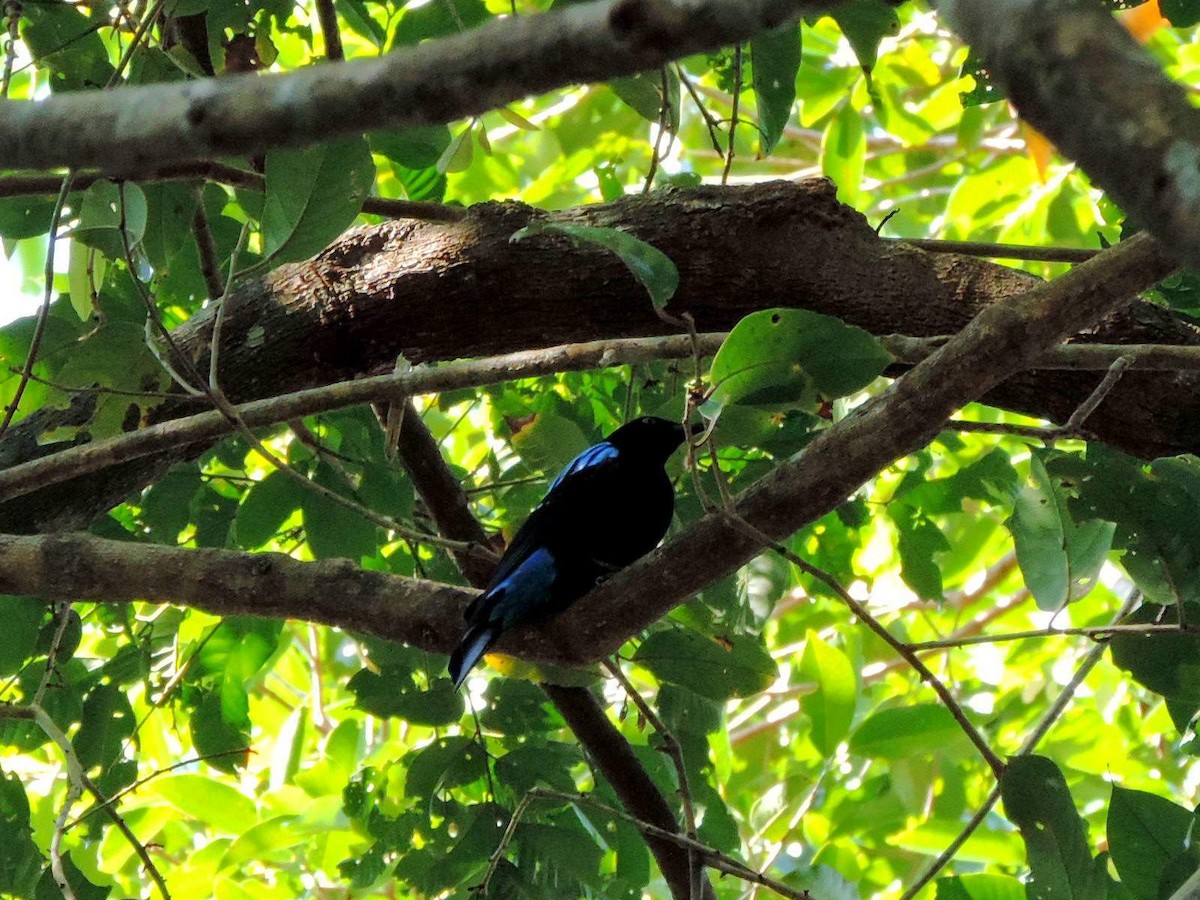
top-left (450, 548), bottom-right (559, 686)
top-left (547, 442), bottom-right (620, 491)
top-left (489, 547), bottom-right (558, 627)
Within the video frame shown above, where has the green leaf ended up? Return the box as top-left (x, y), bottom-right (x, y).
top-left (1107, 786), bottom-right (1194, 900)
top-left (935, 874), bottom-right (1026, 900)
top-left (510, 412), bottom-right (591, 480)
top-left (140, 463), bottom-right (204, 543)
top-left (1001, 755), bottom-right (1107, 900)
top-left (34, 852), bottom-right (110, 900)
top-left (140, 182), bottom-right (198, 269)
top-left (393, 164), bottom-right (447, 203)
top-left (0, 195), bottom-right (59, 240)
top-left (511, 222), bottom-right (680, 310)
top-left (299, 462), bottom-right (380, 560)
top-left (1109, 603), bottom-right (1200, 724)
top-left (1010, 455), bottom-right (1114, 611)
top-left (798, 631), bottom-right (857, 755)
top-left (221, 815), bottom-right (308, 869)
top-left (633, 630), bottom-right (777, 701)
top-left (260, 136), bottom-right (375, 268)
top-left (609, 69), bottom-right (680, 131)
top-left (0, 767), bottom-right (42, 897)
top-left (189, 690), bottom-right (249, 773)
top-left (370, 126), bottom-right (452, 170)
top-left (959, 50), bottom-right (1004, 108)
top-left (849, 704), bottom-right (967, 759)
top-left (892, 505), bottom-right (951, 601)
top-left (0, 596), bottom-right (45, 677)
top-left (151, 772), bottom-right (258, 833)
top-left (494, 742), bottom-right (581, 795)
top-left (73, 683), bottom-right (134, 771)
top-left (347, 668), bottom-right (463, 726)
top-left (821, 101), bottom-right (866, 207)
top-left (750, 24), bottom-right (801, 154)
top-left (52, 322), bottom-right (167, 438)
top-left (235, 469), bottom-right (304, 549)
top-left (389, 0), bottom-right (488, 46)
top-left (1047, 449), bottom-right (1200, 607)
top-left (706, 308), bottom-right (892, 414)
top-left (829, 0), bottom-right (901, 73)
top-left (1161, 0), bottom-right (1200, 26)
top-left (20, 2), bottom-right (115, 92)
top-left (72, 181), bottom-right (147, 260)
top-left (404, 736), bottom-right (488, 799)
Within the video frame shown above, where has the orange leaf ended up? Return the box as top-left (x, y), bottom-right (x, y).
top-left (1119, 0), bottom-right (1169, 42)
top-left (1019, 118), bottom-right (1054, 183)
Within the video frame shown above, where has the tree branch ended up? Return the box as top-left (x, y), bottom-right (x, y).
top-left (942, 0), bottom-right (1200, 268)
top-left (0, 532), bottom-right (473, 651)
top-left (3, 236), bottom-right (1177, 673)
top-left (0, 334), bottom-right (723, 505)
top-left (2, 182), bottom-right (1196, 535)
top-left (530, 232), bottom-right (1177, 663)
top-left (0, 0), bottom-right (830, 171)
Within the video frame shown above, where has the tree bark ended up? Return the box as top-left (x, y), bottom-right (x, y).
top-left (944, 0), bottom-right (1200, 269)
top-left (1, 180), bottom-right (1195, 535)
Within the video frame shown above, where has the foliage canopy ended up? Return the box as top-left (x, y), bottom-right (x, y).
top-left (3, 0), bottom-right (1200, 899)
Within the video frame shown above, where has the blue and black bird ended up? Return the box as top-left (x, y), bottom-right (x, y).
top-left (449, 416), bottom-right (694, 688)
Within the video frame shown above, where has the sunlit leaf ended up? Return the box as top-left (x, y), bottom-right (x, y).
top-left (799, 631), bottom-right (857, 755)
top-left (510, 222), bottom-right (679, 309)
top-left (261, 137), bottom-right (375, 268)
top-left (706, 308), bottom-right (891, 416)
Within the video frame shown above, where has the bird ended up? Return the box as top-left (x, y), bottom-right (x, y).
top-left (448, 415), bottom-right (695, 688)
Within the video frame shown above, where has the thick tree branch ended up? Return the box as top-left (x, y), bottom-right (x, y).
top-left (0, 0), bottom-right (829, 172)
top-left (529, 232), bottom-right (1178, 662)
top-left (943, 0), bottom-right (1200, 268)
top-left (3, 182), bottom-right (1197, 535)
top-left (0, 532), bottom-right (472, 649)
top-left (4, 235), bottom-right (1178, 671)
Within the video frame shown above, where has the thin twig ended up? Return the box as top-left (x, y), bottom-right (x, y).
top-left (0, 703), bottom-right (171, 899)
top-left (108, 0), bottom-right (168, 83)
top-left (314, 0), bottom-right (344, 61)
top-left (908, 620), bottom-right (1194, 650)
top-left (0, 166), bottom-right (467, 222)
top-left (0, 334), bottom-right (726, 504)
top-left (892, 237), bottom-right (1099, 264)
top-left (722, 45), bottom-right (743, 184)
top-left (522, 789), bottom-right (812, 900)
top-left (33, 600), bottom-right (72, 706)
top-left (0, 171), bottom-right (76, 438)
top-left (1062, 354), bottom-right (1130, 431)
top-left (675, 63), bottom-right (724, 154)
top-left (604, 659), bottom-right (702, 899)
top-left (897, 590), bottom-right (1140, 899)
top-left (192, 196), bottom-right (226, 300)
top-left (642, 67), bottom-right (673, 193)
top-left (474, 791), bottom-right (531, 895)
top-left (721, 512), bottom-right (1005, 777)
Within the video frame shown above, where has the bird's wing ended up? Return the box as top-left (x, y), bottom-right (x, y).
top-left (546, 441), bottom-right (619, 491)
top-left (484, 440), bottom-right (621, 589)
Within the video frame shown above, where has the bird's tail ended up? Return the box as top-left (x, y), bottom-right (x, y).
top-left (449, 621), bottom-right (501, 689)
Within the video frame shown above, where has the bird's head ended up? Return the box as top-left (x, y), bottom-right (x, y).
top-left (606, 416), bottom-right (703, 463)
